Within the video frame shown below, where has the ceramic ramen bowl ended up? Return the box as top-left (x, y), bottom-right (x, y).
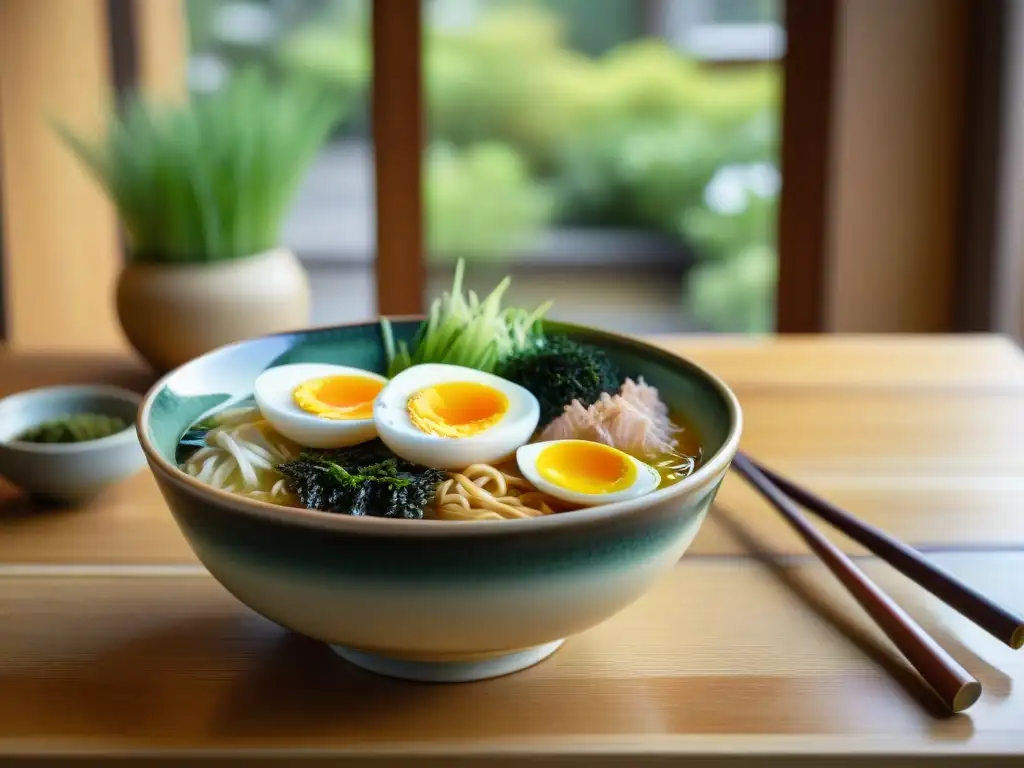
top-left (138, 320), bottom-right (742, 682)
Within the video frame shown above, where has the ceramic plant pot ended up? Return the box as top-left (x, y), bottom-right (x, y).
top-left (137, 319), bottom-right (742, 683)
top-left (116, 248), bottom-right (310, 374)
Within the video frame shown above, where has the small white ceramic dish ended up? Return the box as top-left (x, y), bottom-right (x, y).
top-left (0, 384), bottom-right (146, 505)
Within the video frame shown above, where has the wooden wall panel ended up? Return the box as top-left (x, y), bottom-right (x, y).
top-left (0, 0), bottom-right (978, 345)
top-left (826, 0), bottom-right (968, 332)
top-left (134, 0), bottom-right (188, 102)
top-left (949, 0), bottom-right (1024, 342)
top-left (0, 0), bottom-right (125, 351)
top-left (777, 0), bottom-right (971, 334)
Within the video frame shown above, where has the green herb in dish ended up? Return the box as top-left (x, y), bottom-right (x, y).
top-left (380, 258), bottom-right (551, 378)
top-left (495, 334), bottom-right (623, 425)
top-left (15, 413), bottom-right (129, 444)
top-left (278, 439), bottom-right (445, 519)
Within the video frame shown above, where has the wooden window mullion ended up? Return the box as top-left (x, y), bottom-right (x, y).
top-left (372, 3), bottom-right (425, 317)
top-left (775, 0), bottom-right (838, 333)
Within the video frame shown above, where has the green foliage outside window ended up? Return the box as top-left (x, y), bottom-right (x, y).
top-left (427, 142), bottom-right (554, 262)
top-left (195, 1), bottom-right (782, 331)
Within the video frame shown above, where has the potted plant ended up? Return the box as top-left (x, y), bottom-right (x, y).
top-left (55, 69), bottom-right (342, 373)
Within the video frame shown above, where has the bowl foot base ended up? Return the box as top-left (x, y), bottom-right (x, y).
top-left (329, 639), bottom-right (566, 683)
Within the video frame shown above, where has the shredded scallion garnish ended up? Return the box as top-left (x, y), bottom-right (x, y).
top-left (380, 259), bottom-right (551, 377)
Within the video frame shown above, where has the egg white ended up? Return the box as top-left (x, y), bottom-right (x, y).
top-left (373, 363), bottom-right (540, 469)
top-left (253, 363), bottom-right (388, 449)
top-left (515, 440), bottom-right (662, 507)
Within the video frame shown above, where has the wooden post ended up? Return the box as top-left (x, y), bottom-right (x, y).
top-left (775, 0), bottom-right (837, 333)
top-left (777, 0), bottom-right (970, 333)
top-left (0, 0), bottom-right (186, 351)
top-left (372, 1), bottom-right (425, 317)
top-left (0, 0), bottom-right (125, 351)
top-left (826, 0), bottom-right (967, 332)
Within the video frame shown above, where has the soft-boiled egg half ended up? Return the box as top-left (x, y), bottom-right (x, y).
top-left (373, 363), bottom-right (540, 469)
top-left (516, 439), bottom-right (662, 507)
top-left (253, 363), bottom-right (388, 448)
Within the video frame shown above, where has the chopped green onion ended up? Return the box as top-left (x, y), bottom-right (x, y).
top-left (380, 258), bottom-right (550, 376)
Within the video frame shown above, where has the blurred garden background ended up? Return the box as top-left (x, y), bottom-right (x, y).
top-left (185, 0), bottom-right (783, 334)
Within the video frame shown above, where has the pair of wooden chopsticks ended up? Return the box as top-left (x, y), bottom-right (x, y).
top-left (731, 451), bottom-right (1023, 714)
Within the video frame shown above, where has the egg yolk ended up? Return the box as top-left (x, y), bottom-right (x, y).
top-left (536, 441), bottom-right (637, 495)
top-left (293, 375), bottom-right (384, 420)
top-left (407, 381), bottom-right (509, 438)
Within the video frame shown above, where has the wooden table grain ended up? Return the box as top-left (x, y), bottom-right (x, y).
top-left (1, 335), bottom-right (1022, 765)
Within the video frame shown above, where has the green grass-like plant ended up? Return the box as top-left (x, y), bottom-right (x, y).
top-left (54, 69), bottom-right (342, 264)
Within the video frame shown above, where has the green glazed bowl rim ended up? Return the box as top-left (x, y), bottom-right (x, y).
top-left (138, 317), bottom-right (743, 537)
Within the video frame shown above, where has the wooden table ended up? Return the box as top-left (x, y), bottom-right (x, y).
top-left (2, 335), bottom-right (1023, 766)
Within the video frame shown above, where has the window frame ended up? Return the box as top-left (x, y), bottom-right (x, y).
top-left (953, 0), bottom-right (1024, 341)
top-left (774, 0), bottom-right (836, 332)
top-left (0, 0), bottom-right (128, 351)
top-left (375, 2), bottom-right (817, 327)
top-left (0, 0), bottom-right (1005, 348)
top-left (657, 0), bottom-right (786, 63)
top-left (372, 0), bottom-right (426, 317)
